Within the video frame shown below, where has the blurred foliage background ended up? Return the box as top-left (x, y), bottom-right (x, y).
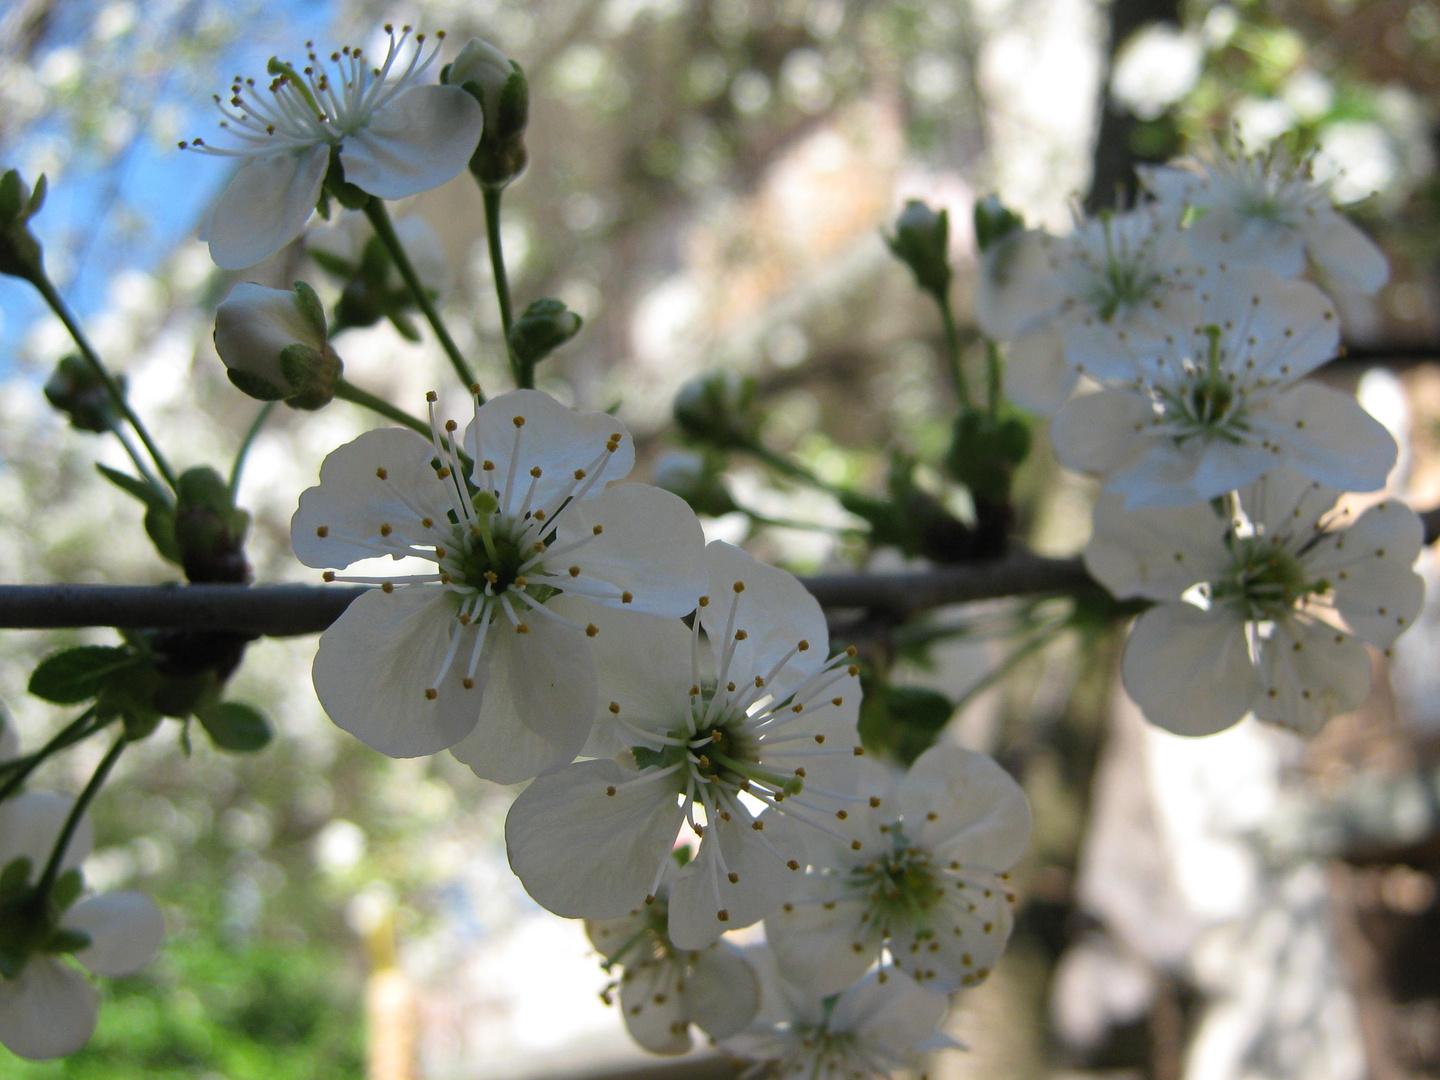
top-left (3, 0), bottom-right (1440, 1078)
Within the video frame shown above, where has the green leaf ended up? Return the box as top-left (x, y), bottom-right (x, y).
top-left (96, 462), bottom-right (170, 512)
top-left (292, 280), bottom-right (328, 339)
top-left (0, 171), bottom-right (21, 222)
top-left (0, 856), bottom-right (33, 897)
top-left (28, 646), bottom-right (140, 704)
top-left (309, 248), bottom-right (353, 278)
top-left (195, 701), bottom-right (272, 753)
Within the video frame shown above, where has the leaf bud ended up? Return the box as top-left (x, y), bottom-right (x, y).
top-left (213, 281), bottom-right (341, 409)
top-left (508, 298), bottom-right (582, 369)
top-left (44, 355), bottom-right (124, 434)
top-left (673, 372), bottom-right (762, 450)
top-left (0, 169), bottom-right (47, 282)
top-left (173, 466), bottom-right (251, 584)
top-left (886, 199), bottom-right (951, 299)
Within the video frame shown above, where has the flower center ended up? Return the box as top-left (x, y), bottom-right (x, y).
top-left (1214, 537), bottom-right (1327, 621)
top-left (850, 827), bottom-right (944, 935)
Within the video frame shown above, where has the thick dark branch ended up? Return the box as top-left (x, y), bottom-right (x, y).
top-left (0, 554), bottom-right (1096, 637)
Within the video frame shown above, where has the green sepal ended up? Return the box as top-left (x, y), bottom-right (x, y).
top-left (41, 927), bottom-right (91, 955)
top-left (508, 298), bottom-right (582, 369)
top-left (0, 946), bottom-right (25, 980)
top-left (631, 745), bottom-right (669, 772)
top-left (0, 171), bottom-right (21, 222)
top-left (96, 664), bottom-right (164, 739)
top-left (387, 310), bottom-right (421, 342)
top-left (886, 200), bottom-right (951, 299)
top-left (292, 280), bottom-right (328, 340)
top-left (972, 194), bottom-right (1024, 253)
top-left (195, 701), bottom-right (272, 753)
top-left (96, 463), bottom-right (170, 512)
top-left (359, 234), bottom-right (391, 286)
top-left (309, 248), bottom-right (353, 278)
top-left (143, 503), bottom-right (183, 566)
top-left (27, 175), bottom-right (46, 216)
top-left (278, 344), bottom-right (324, 388)
top-left (322, 150), bottom-right (369, 210)
top-left (226, 367), bottom-right (288, 402)
top-left (495, 65), bottom-right (529, 138)
top-left (0, 856), bottom-right (33, 898)
top-left (49, 867), bottom-right (84, 914)
top-left (28, 646), bottom-right (141, 704)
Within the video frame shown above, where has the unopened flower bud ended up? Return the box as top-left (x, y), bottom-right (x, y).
top-left (972, 194), bottom-right (1024, 253)
top-left (673, 372), bottom-right (761, 449)
top-left (213, 281), bottom-right (341, 409)
top-left (44, 355), bottom-right (124, 434)
top-left (173, 466), bottom-right (251, 584)
top-left (446, 39), bottom-right (529, 188)
top-left (886, 200), bottom-right (951, 299)
top-left (0, 169), bottom-right (47, 282)
top-left (651, 452), bottom-right (739, 517)
top-left (508, 298), bottom-right (582, 370)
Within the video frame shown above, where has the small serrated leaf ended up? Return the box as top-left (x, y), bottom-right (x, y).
top-left (195, 702), bottom-right (272, 753)
top-left (28, 646), bottom-right (140, 704)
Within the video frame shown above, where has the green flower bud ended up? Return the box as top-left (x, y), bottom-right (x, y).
top-left (43, 355), bottom-right (124, 434)
top-left (972, 194), bottom-right (1024, 254)
top-left (446, 39), bottom-right (529, 188)
top-left (673, 372), bottom-right (762, 449)
top-left (508, 298), bottom-right (582, 369)
top-left (173, 466), bottom-right (251, 584)
top-left (213, 281), bottom-right (341, 409)
top-left (886, 200), bottom-right (951, 299)
top-left (0, 169), bottom-right (47, 282)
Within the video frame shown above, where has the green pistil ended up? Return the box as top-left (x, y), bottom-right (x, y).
top-left (265, 58), bottom-right (322, 116)
top-left (851, 830), bottom-right (945, 933)
top-left (1214, 539), bottom-right (1327, 619)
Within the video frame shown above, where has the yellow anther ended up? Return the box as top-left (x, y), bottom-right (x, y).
top-left (798, 639), bottom-right (810, 651)
top-left (322, 571), bottom-right (336, 582)
top-left (513, 415), bottom-right (526, 427)
top-left (445, 420), bottom-right (458, 432)
top-left (593, 524), bottom-right (604, 536)
top-left (426, 391), bottom-right (438, 402)
top-left (733, 581), bottom-right (745, 593)
top-left (621, 591), bottom-right (633, 604)
top-left (606, 786), bottom-right (617, 796)
top-left (316, 525), bottom-right (330, 537)
top-left (698, 596), bottom-right (709, 607)
top-left (375, 467), bottom-right (388, 480)
top-left (727, 872), bottom-right (739, 884)
top-left (530, 466), bottom-right (542, 478)
top-left (586, 624), bottom-right (599, 637)
top-left (462, 678), bottom-right (475, 690)
top-left (379, 523), bottom-right (392, 537)
top-left (382, 582), bottom-right (394, 594)
top-left (574, 469), bottom-right (587, 480)
top-left (516, 624), bottom-right (530, 634)
top-left (424, 688), bottom-right (438, 700)
top-left (421, 517), bottom-right (433, 528)
top-left (609, 702), bottom-right (621, 714)
top-left (569, 565), bottom-right (581, 577)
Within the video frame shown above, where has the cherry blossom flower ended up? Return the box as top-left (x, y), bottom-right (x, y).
top-left (505, 542), bottom-right (863, 948)
top-left (976, 205), bottom-right (1193, 413)
top-left (0, 793), bottom-right (165, 1061)
top-left (1086, 468), bottom-right (1425, 736)
top-left (1142, 144), bottom-right (1388, 295)
top-left (187, 25), bottom-right (483, 269)
top-left (291, 389), bottom-right (705, 782)
top-left (588, 870), bottom-right (760, 1054)
top-left (766, 744), bottom-right (1029, 996)
top-left (1049, 266), bottom-right (1395, 507)
top-left (721, 963), bottom-right (956, 1080)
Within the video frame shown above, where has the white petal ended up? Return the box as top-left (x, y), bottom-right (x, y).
top-left (0, 792), bottom-right (92, 874)
top-left (1303, 210), bottom-right (1388, 295)
top-left (449, 616), bottom-right (597, 784)
top-left (619, 957), bottom-right (691, 1055)
top-left (1005, 327), bottom-right (1076, 415)
top-left (668, 805), bottom-right (804, 949)
top-left (1237, 466), bottom-right (1339, 539)
top-left (1049, 389), bottom-right (1152, 478)
top-left (1254, 618), bottom-right (1372, 735)
top-left (505, 758), bottom-right (681, 919)
top-left (586, 608), bottom-right (692, 757)
top-left (765, 893), bottom-right (874, 995)
top-left (339, 85), bottom-right (483, 199)
top-left (901, 745), bottom-right (1031, 870)
top-left (1266, 383), bottom-right (1397, 494)
top-left (686, 940), bottom-right (762, 1040)
top-left (206, 145), bottom-right (329, 270)
top-left (974, 229), bottom-right (1065, 341)
top-left (1312, 500), bottom-right (1425, 648)
top-left (1084, 492), bottom-right (1230, 600)
top-left (1187, 209), bottom-right (1306, 279)
top-left (65, 891), bottom-right (164, 976)
top-left (1209, 270), bottom-right (1337, 384)
top-left (557, 484), bottom-right (705, 616)
top-left (584, 909), bottom-right (651, 961)
top-left (1110, 435), bottom-right (1269, 510)
top-left (889, 877), bottom-right (1014, 993)
top-left (831, 968), bottom-right (946, 1056)
top-left (311, 586), bottom-right (478, 757)
top-left (1121, 604), bottom-right (1259, 736)
top-left (699, 542), bottom-right (828, 702)
top-left (0, 957), bottom-right (98, 1060)
top-left (291, 428), bottom-right (451, 569)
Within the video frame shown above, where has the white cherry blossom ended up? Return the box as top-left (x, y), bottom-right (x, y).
top-left (1050, 266), bottom-right (1394, 507)
top-left (976, 205), bottom-right (1192, 413)
top-left (766, 744), bottom-right (1029, 996)
top-left (587, 871), bottom-right (760, 1055)
top-left (291, 389), bottom-right (706, 782)
top-left (1086, 468), bottom-right (1426, 736)
top-left (1141, 145), bottom-right (1388, 294)
top-left (721, 963), bottom-right (956, 1080)
top-left (187, 25), bottom-right (483, 269)
top-left (505, 542), bottom-right (863, 949)
top-left (0, 793), bottom-right (165, 1061)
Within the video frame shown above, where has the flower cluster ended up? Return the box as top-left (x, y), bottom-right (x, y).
top-left (980, 139), bottom-right (1423, 737)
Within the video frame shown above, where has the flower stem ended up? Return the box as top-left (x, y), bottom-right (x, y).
top-left (985, 339), bottom-right (1003, 418)
top-left (746, 511), bottom-right (867, 538)
top-left (482, 186), bottom-right (520, 385)
top-left (33, 732), bottom-right (126, 904)
top-left (938, 293), bottom-right (972, 411)
top-left (737, 440), bottom-right (851, 501)
top-left (0, 707), bottom-right (107, 802)
top-left (29, 270), bottom-right (178, 494)
top-left (362, 198), bottom-right (482, 399)
top-left (334, 378), bottom-right (433, 439)
top-left (229, 401), bottom-right (276, 500)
